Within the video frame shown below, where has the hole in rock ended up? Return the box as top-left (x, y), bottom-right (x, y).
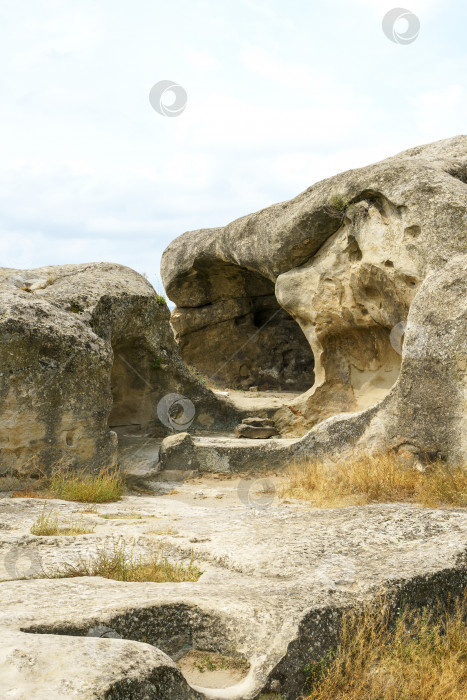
top-left (22, 604), bottom-right (248, 689)
top-left (174, 260), bottom-right (314, 391)
top-left (108, 341), bottom-right (156, 436)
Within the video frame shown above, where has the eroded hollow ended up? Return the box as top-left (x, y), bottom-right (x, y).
top-left (22, 604), bottom-right (250, 689)
top-left (108, 340), bottom-right (156, 436)
top-left (170, 261), bottom-right (315, 391)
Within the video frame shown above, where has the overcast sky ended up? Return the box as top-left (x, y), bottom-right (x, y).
top-left (0, 0), bottom-right (465, 292)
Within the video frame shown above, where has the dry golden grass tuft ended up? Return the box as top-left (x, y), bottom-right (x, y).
top-left (30, 505), bottom-right (95, 536)
top-left (283, 452), bottom-right (467, 508)
top-left (47, 537), bottom-right (202, 583)
top-left (12, 464), bottom-right (123, 503)
top-left (305, 593), bottom-right (467, 700)
top-left (48, 465), bottom-right (123, 503)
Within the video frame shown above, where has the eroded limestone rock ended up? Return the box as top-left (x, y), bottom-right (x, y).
top-left (0, 263), bottom-right (239, 475)
top-left (162, 136), bottom-right (467, 463)
top-left (0, 491), bottom-right (466, 699)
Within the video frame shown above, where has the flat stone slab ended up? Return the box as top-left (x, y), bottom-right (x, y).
top-left (159, 434), bottom-right (298, 472)
top-left (0, 483), bottom-right (466, 699)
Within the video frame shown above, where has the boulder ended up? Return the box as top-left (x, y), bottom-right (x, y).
top-left (0, 263), bottom-right (239, 475)
top-left (162, 136), bottom-right (467, 464)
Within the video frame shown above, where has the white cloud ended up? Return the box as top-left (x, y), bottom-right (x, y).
top-left (413, 84), bottom-right (466, 138)
top-left (0, 0), bottom-right (465, 282)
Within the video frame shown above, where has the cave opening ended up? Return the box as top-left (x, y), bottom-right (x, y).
top-left (171, 260), bottom-right (315, 392)
top-left (107, 341), bottom-right (156, 437)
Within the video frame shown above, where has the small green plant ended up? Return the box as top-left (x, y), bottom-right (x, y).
top-left (156, 293), bottom-right (166, 306)
top-left (328, 193), bottom-right (351, 212)
top-left (183, 650), bottom-right (250, 674)
top-left (48, 465), bottom-right (124, 503)
top-left (151, 357), bottom-right (163, 369)
top-left (187, 365), bottom-right (209, 386)
top-left (31, 505), bottom-right (95, 536)
top-left (68, 302), bottom-right (82, 313)
top-left (47, 538), bottom-right (202, 583)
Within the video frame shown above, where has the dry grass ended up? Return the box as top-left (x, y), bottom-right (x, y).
top-left (283, 453), bottom-right (467, 508)
top-left (12, 487), bottom-right (48, 499)
top-left (305, 593), bottom-right (467, 700)
top-left (48, 465), bottom-right (123, 503)
top-left (47, 538), bottom-right (202, 583)
top-left (98, 512), bottom-right (155, 520)
top-left (10, 463), bottom-right (123, 503)
top-left (183, 650), bottom-right (250, 674)
top-left (30, 506), bottom-right (95, 536)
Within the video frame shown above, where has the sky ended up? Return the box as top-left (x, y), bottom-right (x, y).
top-left (0, 0), bottom-right (466, 293)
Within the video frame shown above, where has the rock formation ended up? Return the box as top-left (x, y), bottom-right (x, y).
top-left (162, 136), bottom-right (467, 465)
top-left (0, 263), bottom-right (239, 475)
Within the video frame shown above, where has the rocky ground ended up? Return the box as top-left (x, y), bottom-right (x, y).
top-left (1, 472), bottom-right (466, 699)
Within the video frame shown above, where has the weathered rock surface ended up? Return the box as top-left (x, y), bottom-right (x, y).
top-left (234, 424), bottom-right (278, 439)
top-left (242, 417), bottom-right (276, 427)
top-left (0, 489), bottom-right (466, 699)
top-left (159, 433), bottom-right (295, 472)
top-left (0, 263), bottom-right (239, 475)
top-left (162, 136), bottom-right (467, 463)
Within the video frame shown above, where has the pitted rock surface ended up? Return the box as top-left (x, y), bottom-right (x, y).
top-left (0, 263), bottom-right (240, 475)
top-left (162, 137), bottom-right (467, 464)
top-left (1, 486), bottom-right (466, 699)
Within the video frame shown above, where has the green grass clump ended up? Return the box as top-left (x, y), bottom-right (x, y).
top-left (48, 538), bottom-right (202, 583)
top-left (30, 505), bottom-right (95, 536)
top-left (156, 294), bottom-right (166, 306)
top-left (49, 465), bottom-right (124, 503)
